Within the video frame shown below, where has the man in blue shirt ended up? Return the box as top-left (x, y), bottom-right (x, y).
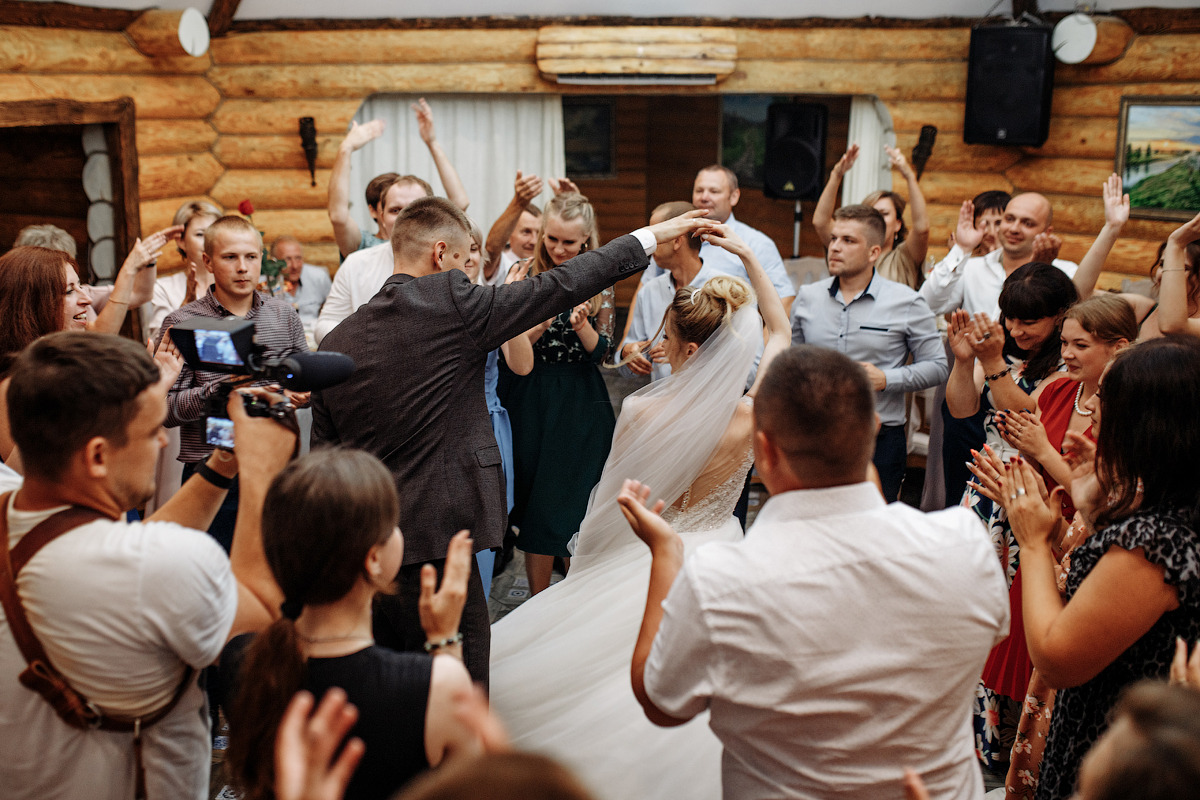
top-left (791, 205), bottom-right (947, 502)
top-left (271, 236), bottom-right (332, 340)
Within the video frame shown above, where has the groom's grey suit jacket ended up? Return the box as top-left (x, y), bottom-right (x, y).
top-left (312, 235), bottom-right (649, 565)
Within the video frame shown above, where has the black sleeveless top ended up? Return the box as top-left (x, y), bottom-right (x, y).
top-left (222, 635), bottom-right (434, 800)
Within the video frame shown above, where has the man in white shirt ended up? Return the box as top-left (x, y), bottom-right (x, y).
top-left (639, 165), bottom-right (794, 311)
top-left (921, 192), bottom-right (1077, 319)
top-left (0, 332), bottom-right (295, 800)
top-left (314, 241), bottom-right (392, 344)
top-left (617, 201), bottom-right (720, 381)
top-left (626, 345), bottom-right (1008, 800)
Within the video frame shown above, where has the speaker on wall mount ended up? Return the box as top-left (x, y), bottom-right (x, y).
top-left (763, 102), bottom-right (828, 200)
top-left (964, 25), bottom-right (1056, 147)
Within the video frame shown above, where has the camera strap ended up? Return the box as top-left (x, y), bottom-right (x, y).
top-left (0, 493), bottom-right (194, 800)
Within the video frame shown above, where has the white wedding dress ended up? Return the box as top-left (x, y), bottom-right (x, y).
top-left (490, 306), bottom-right (763, 800)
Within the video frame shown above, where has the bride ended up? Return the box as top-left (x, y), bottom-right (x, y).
top-left (489, 222), bottom-right (791, 800)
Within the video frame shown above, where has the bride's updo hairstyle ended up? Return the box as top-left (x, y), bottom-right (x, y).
top-left (669, 275), bottom-right (755, 346)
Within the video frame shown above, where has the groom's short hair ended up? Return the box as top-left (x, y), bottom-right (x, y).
top-left (391, 196), bottom-right (472, 262)
top-left (755, 345), bottom-right (875, 485)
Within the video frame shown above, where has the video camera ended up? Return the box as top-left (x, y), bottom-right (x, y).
top-left (169, 318), bottom-right (353, 448)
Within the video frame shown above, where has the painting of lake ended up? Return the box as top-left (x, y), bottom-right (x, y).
top-left (1117, 97), bottom-right (1200, 221)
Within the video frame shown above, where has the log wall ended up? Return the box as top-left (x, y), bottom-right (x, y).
top-left (0, 22), bottom-right (1193, 288)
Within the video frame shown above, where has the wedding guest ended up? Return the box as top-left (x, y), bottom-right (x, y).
top-left (223, 448), bottom-right (480, 800)
top-left (999, 335), bottom-right (1200, 799)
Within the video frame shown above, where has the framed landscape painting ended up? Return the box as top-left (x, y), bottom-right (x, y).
top-left (1116, 96), bottom-right (1200, 221)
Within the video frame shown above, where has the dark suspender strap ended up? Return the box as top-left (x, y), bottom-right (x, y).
top-left (0, 490), bottom-right (196, 799)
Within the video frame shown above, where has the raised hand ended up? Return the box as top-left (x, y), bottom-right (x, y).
top-left (968, 312), bottom-right (1005, 362)
top-left (832, 144), bottom-right (860, 178)
top-left (648, 208), bottom-right (718, 245)
top-left (955, 200), bottom-right (984, 253)
top-left (617, 479), bottom-right (681, 556)
top-left (1102, 173), bottom-right (1130, 229)
top-left (411, 99), bottom-right (438, 144)
top-left (1171, 637), bottom-right (1200, 690)
top-left (274, 689), bottom-right (364, 800)
top-left (419, 529), bottom-right (472, 643)
top-left (698, 222), bottom-right (751, 258)
top-left (884, 144), bottom-right (915, 178)
top-left (513, 170), bottom-right (543, 204)
top-left (1168, 209), bottom-right (1200, 248)
top-left (124, 225), bottom-right (182, 273)
top-left (343, 119), bottom-right (385, 152)
top-left (1031, 231), bottom-right (1062, 264)
top-left (947, 309), bottom-right (977, 364)
top-left (569, 302), bottom-right (591, 332)
top-left (548, 177), bottom-right (580, 196)
top-left (150, 331), bottom-right (184, 390)
top-left (996, 409), bottom-right (1053, 462)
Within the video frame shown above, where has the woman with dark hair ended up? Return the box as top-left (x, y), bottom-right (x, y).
top-left (223, 448), bottom-right (480, 800)
top-left (814, 143), bottom-right (931, 289)
top-left (945, 261), bottom-right (1078, 769)
top-left (998, 335), bottom-right (1200, 799)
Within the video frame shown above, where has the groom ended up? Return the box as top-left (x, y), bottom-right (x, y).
top-left (313, 196), bottom-right (715, 684)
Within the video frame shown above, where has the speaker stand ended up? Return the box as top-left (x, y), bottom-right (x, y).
top-left (792, 200), bottom-right (803, 259)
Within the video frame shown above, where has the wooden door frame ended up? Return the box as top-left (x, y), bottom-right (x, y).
top-left (0, 98), bottom-right (141, 275)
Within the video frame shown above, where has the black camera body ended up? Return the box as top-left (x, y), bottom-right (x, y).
top-left (168, 317), bottom-right (353, 448)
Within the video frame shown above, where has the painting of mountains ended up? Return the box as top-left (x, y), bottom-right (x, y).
top-left (1117, 96), bottom-right (1200, 221)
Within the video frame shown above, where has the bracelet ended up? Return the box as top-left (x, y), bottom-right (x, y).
top-left (423, 632), bottom-right (463, 653)
top-left (984, 366), bottom-right (1011, 382)
top-left (194, 461), bottom-right (234, 489)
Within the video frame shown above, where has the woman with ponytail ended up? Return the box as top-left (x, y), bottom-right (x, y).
top-left (491, 222), bottom-right (791, 800)
top-left (222, 448), bottom-right (479, 800)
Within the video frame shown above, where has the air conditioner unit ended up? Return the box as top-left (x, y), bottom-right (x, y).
top-left (537, 26), bottom-right (737, 86)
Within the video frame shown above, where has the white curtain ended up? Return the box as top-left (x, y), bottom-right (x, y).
top-left (842, 96), bottom-right (896, 205)
top-left (349, 94), bottom-right (565, 239)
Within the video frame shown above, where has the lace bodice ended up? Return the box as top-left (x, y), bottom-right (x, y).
top-left (662, 444), bottom-right (754, 533)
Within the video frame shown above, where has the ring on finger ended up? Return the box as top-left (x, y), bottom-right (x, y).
top-left (982, 331), bottom-right (992, 339)
top-left (1017, 488), bottom-right (1026, 496)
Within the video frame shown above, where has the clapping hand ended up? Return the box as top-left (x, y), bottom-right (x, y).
top-left (947, 310), bottom-right (977, 364)
top-left (548, 177), bottom-right (580, 196)
top-left (419, 529), bottom-right (472, 644)
top-left (1031, 231), bottom-right (1062, 264)
top-left (966, 444), bottom-right (1006, 506)
top-left (274, 689), bottom-right (364, 800)
top-left (343, 119), bottom-right (385, 152)
top-left (513, 170), bottom-right (543, 205)
top-left (967, 312), bottom-right (1005, 361)
top-left (569, 302), bottom-right (591, 332)
top-left (996, 409), bottom-right (1052, 462)
top-left (1062, 430), bottom-right (1100, 523)
top-left (617, 480), bottom-right (682, 557)
top-left (998, 457), bottom-right (1062, 552)
top-left (150, 330), bottom-right (184, 389)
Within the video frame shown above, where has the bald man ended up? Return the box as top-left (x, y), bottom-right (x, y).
top-left (921, 191), bottom-right (1076, 320)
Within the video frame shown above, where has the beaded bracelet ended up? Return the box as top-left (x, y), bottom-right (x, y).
top-left (984, 366), bottom-right (1011, 382)
top-left (424, 632), bottom-right (464, 653)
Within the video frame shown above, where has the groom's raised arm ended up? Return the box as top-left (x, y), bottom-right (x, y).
top-left (459, 211), bottom-right (715, 352)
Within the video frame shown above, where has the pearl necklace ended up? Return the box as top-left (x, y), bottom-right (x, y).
top-left (1074, 382), bottom-right (1094, 417)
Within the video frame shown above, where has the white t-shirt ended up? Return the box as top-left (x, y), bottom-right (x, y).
top-left (645, 483), bottom-right (1008, 800)
top-left (0, 498), bottom-right (237, 800)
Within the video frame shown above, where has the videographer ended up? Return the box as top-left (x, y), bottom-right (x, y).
top-left (156, 215), bottom-right (308, 551)
top-left (0, 331), bottom-right (297, 800)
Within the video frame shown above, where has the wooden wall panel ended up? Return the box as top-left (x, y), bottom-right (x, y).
top-left (0, 19), bottom-right (1192, 281)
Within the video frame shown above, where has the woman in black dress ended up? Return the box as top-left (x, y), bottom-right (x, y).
top-left (998, 335), bottom-right (1200, 800)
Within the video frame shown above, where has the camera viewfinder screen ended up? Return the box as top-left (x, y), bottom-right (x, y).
top-left (195, 330), bottom-right (244, 367)
top-left (206, 417), bottom-right (235, 450)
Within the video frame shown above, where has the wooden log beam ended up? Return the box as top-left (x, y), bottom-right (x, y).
top-left (211, 29), bottom-right (538, 65)
top-left (207, 63), bottom-right (545, 98)
top-left (892, 133), bottom-right (1024, 173)
top-left (0, 96), bottom-right (132, 127)
top-left (736, 28), bottom-right (969, 62)
top-left (1056, 35), bottom-right (1200, 85)
top-left (211, 99), bottom-right (363, 135)
top-left (248, 209), bottom-right (335, 244)
top-left (126, 10), bottom-right (192, 58)
top-left (210, 168), bottom-right (330, 210)
top-left (0, 26), bottom-right (209, 73)
top-left (208, 0), bottom-right (241, 38)
top-left (139, 153), bottom-right (224, 201)
top-left (0, 75), bottom-right (220, 119)
top-left (1056, 233), bottom-right (1161, 270)
top-left (1053, 82), bottom-right (1200, 118)
top-left (136, 119), bottom-right (218, 155)
top-left (885, 100), bottom-right (965, 134)
top-left (1025, 116), bottom-right (1116, 159)
top-left (303, 242), bottom-right (341, 272)
top-left (908, 171), bottom-right (1015, 205)
top-left (1004, 157), bottom-right (1115, 197)
top-left (725, 59), bottom-right (966, 100)
top-left (0, 1), bottom-right (138, 30)
top-left (214, 134), bottom-right (342, 170)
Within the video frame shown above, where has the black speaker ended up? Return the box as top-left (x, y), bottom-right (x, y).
top-left (964, 25), bottom-right (1055, 147)
top-left (763, 103), bottom-right (828, 200)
